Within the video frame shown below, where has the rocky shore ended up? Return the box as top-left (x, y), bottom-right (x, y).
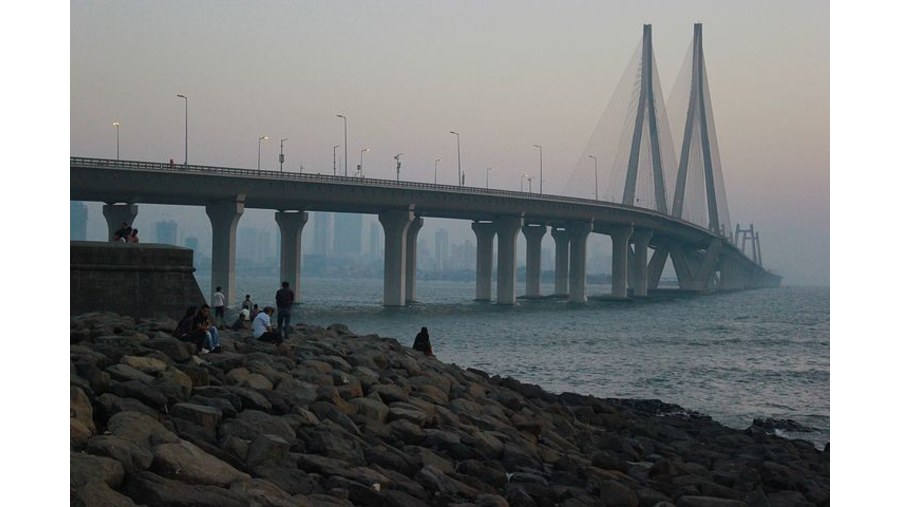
top-left (70, 312), bottom-right (829, 506)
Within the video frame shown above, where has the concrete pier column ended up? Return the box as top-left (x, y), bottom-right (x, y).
top-left (522, 224), bottom-right (546, 298)
top-left (566, 222), bottom-right (592, 303)
top-left (275, 211), bottom-right (309, 302)
top-left (630, 229), bottom-right (653, 297)
top-left (495, 216), bottom-right (523, 305)
top-left (551, 227), bottom-right (570, 296)
top-left (471, 222), bottom-right (496, 301)
top-left (610, 225), bottom-right (634, 299)
top-left (405, 217), bottom-right (424, 304)
top-left (378, 209), bottom-right (414, 306)
top-left (102, 203), bottom-right (138, 241)
top-left (205, 195), bottom-right (246, 306)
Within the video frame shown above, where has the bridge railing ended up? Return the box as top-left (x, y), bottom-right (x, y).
top-left (70, 156), bottom-right (724, 240)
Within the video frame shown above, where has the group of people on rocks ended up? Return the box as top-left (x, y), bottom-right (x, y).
top-left (112, 222), bottom-right (140, 243)
top-left (174, 281), bottom-right (437, 357)
top-left (175, 281), bottom-right (296, 352)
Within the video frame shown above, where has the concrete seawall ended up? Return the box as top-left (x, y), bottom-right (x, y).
top-left (70, 241), bottom-right (206, 319)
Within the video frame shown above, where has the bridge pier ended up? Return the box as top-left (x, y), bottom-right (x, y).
top-left (379, 209), bottom-right (414, 306)
top-left (647, 244), bottom-right (669, 291)
top-left (566, 222), bottom-right (592, 303)
top-left (405, 217), bottom-right (424, 304)
top-left (496, 216), bottom-right (523, 305)
top-left (670, 239), bottom-right (724, 291)
top-left (275, 211), bottom-right (308, 302)
top-left (610, 225), bottom-right (633, 299)
top-left (206, 196), bottom-right (245, 306)
top-left (471, 222), bottom-right (496, 301)
top-left (102, 203), bottom-right (138, 241)
top-left (551, 227), bottom-right (570, 296)
top-left (522, 224), bottom-right (546, 298)
top-left (630, 229), bottom-right (654, 297)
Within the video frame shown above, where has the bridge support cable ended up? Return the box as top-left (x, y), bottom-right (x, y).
top-left (495, 216), bottom-right (524, 305)
top-left (275, 211), bottom-right (309, 304)
top-left (669, 23), bottom-right (732, 238)
top-left (378, 209), bottom-right (414, 307)
top-left (471, 222), bottom-right (497, 302)
top-left (404, 217), bottom-right (424, 304)
top-left (551, 228), bottom-right (570, 296)
top-left (563, 25), bottom-right (677, 212)
top-left (522, 225), bottom-right (547, 298)
top-left (102, 203), bottom-right (139, 242)
top-left (206, 196), bottom-right (246, 306)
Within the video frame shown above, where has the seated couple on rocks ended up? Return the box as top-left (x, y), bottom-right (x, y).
top-left (174, 305), bottom-right (222, 354)
top-left (252, 306), bottom-right (285, 345)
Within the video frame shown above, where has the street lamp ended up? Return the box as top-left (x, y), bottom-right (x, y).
top-left (588, 154), bottom-right (599, 200)
top-left (279, 138), bottom-right (288, 172)
top-left (520, 173), bottom-right (528, 192)
top-left (358, 148), bottom-right (369, 177)
top-left (113, 121), bottom-right (120, 160)
top-left (336, 114), bottom-right (348, 176)
top-left (533, 144), bottom-right (543, 194)
top-left (394, 153), bottom-right (404, 182)
top-left (434, 158), bottom-right (441, 184)
top-left (333, 145), bottom-right (340, 175)
top-left (527, 176), bottom-right (533, 193)
top-left (486, 167), bottom-right (493, 189)
top-left (450, 131), bottom-right (461, 185)
top-left (176, 94), bottom-right (188, 164)
top-left (257, 136), bottom-right (268, 172)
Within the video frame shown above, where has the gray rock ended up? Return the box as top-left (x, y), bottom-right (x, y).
top-left (151, 439), bottom-right (251, 487)
top-left (107, 411), bottom-right (179, 450)
top-left (676, 496), bottom-right (749, 507)
top-left (170, 402), bottom-right (223, 433)
top-left (71, 452), bottom-right (125, 489)
top-left (109, 379), bottom-right (169, 410)
top-left (72, 480), bottom-right (138, 507)
top-left (247, 433), bottom-right (292, 467)
top-left (123, 470), bottom-right (247, 507)
top-left (220, 409), bottom-right (297, 447)
top-left (85, 435), bottom-right (154, 473)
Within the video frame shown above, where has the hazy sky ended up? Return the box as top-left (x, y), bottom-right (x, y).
top-left (69, 0), bottom-right (829, 285)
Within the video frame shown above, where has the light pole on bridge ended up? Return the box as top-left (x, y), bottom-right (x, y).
top-left (394, 153), bottom-right (404, 182)
top-left (520, 173), bottom-right (528, 192)
top-left (533, 144), bottom-right (543, 194)
top-left (358, 148), bottom-right (369, 177)
top-left (434, 158), bottom-right (441, 184)
top-left (450, 131), bottom-right (461, 185)
top-left (588, 154), bottom-right (599, 200)
top-left (333, 145), bottom-right (340, 176)
top-left (486, 167), bottom-right (493, 189)
top-left (279, 138), bottom-right (288, 172)
top-left (336, 114), bottom-right (348, 176)
top-left (176, 94), bottom-right (188, 165)
top-left (113, 122), bottom-right (120, 160)
top-left (527, 176), bottom-right (533, 193)
top-left (257, 136), bottom-right (268, 173)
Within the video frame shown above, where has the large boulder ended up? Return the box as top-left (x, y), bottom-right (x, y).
top-left (151, 439), bottom-right (251, 487)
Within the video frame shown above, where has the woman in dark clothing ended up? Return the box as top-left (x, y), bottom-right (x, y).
top-left (413, 327), bottom-right (434, 357)
top-left (174, 306), bottom-right (198, 339)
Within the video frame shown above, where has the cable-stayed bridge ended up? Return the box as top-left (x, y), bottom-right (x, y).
top-left (71, 23), bottom-right (780, 306)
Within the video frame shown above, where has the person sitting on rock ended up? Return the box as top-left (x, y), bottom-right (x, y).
top-left (112, 222), bottom-right (131, 242)
top-left (413, 326), bottom-right (434, 357)
top-left (192, 305), bottom-right (222, 353)
top-left (229, 308), bottom-right (251, 331)
top-left (126, 228), bottom-right (140, 243)
top-left (174, 306), bottom-right (198, 340)
top-left (252, 306), bottom-right (282, 344)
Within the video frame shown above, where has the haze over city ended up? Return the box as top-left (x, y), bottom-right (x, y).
top-left (67, 0), bottom-right (829, 286)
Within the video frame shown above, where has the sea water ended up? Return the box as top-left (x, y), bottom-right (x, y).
top-left (201, 275), bottom-right (830, 449)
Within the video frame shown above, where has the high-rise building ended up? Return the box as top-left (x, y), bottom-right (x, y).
top-left (435, 228), bottom-right (449, 272)
top-left (313, 212), bottom-right (333, 257)
top-left (332, 213), bottom-right (362, 258)
top-left (184, 236), bottom-right (200, 264)
top-left (155, 219), bottom-right (178, 245)
top-left (70, 202), bottom-right (88, 240)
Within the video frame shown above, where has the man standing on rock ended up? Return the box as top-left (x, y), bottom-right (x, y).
top-left (212, 286), bottom-right (226, 326)
top-left (275, 281), bottom-right (295, 339)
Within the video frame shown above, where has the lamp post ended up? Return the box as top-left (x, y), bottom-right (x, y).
top-left (359, 148), bottom-right (369, 177)
top-left (257, 136), bottom-right (268, 173)
top-left (176, 94), bottom-right (188, 164)
top-left (520, 173), bottom-right (528, 192)
top-left (486, 167), bottom-right (493, 189)
top-left (336, 114), bottom-right (348, 176)
top-left (434, 158), bottom-right (441, 184)
top-left (333, 145), bottom-right (340, 175)
top-left (532, 144), bottom-right (543, 194)
top-left (279, 138), bottom-right (288, 172)
top-left (394, 153), bottom-right (404, 182)
top-left (588, 154), bottom-right (599, 200)
top-left (450, 131), bottom-right (461, 185)
top-left (113, 121), bottom-right (120, 160)
top-left (527, 176), bottom-right (533, 193)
